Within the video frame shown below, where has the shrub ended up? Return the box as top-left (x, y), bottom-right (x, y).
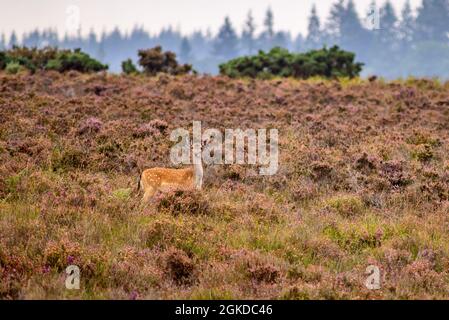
top-left (412, 144), bottom-right (434, 162)
top-left (163, 247), bottom-right (196, 285)
top-left (121, 58), bottom-right (139, 75)
top-left (219, 46), bottom-right (363, 79)
top-left (111, 188), bottom-right (132, 201)
top-left (248, 264), bottom-right (280, 284)
top-left (324, 195), bottom-right (365, 217)
top-left (138, 46), bottom-right (192, 76)
top-left (0, 46), bottom-right (107, 73)
top-left (5, 62), bottom-right (23, 74)
top-left (155, 189), bottom-right (210, 216)
top-left (46, 48), bottom-right (108, 73)
top-left (77, 117), bottom-right (103, 136)
top-left (133, 119), bottom-right (168, 138)
top-left (0, 51), bottom-right (7, 70)
top-left (2, 46), bottom-right (58, 72)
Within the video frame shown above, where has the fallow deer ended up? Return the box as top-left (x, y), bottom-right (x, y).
top-left (138, 154), bottom-right (203, 203)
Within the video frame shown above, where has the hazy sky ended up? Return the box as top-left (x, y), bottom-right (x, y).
top-left (0, 0), bottom-right (422, 40)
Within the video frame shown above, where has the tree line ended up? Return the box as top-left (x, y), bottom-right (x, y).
top-left (0, 0), bottom-right (448, 78)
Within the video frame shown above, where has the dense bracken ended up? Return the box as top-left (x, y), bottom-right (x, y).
top-left (0, 72), bottom-right (448, 299)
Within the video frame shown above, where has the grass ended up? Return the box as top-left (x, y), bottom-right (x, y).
top-left (0, 72), bottom-right (448, 299)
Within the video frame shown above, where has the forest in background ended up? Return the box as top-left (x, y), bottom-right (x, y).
top-left (0, 0), bottom-right (448, 78)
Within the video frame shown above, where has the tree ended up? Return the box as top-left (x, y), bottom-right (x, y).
top-left (213, 16), bottom-right (238, 60)
top-left (294, 34), bottom-right (305, 52)
top-left (325, 0), bottom-right (345, 45)
top-left (190, 31), bottom-right (209, 60)
top-left (415, 0), bottom-right (449, 42)
top-left (273, 31), bottom-right (290, 49)
top-left (306, 4), bottom-right (322, 49)
top-left (264, 7), bottom-right (275, 39)
top-left (369, 0), bottom-right (401, 77)
top-left (379, 0), bottom-right (399, 44)
top-left (9, 31), bottom-right (18, 48)
top-left (259, 7), bottom-right (275, 50)
top-left (86, 29), bottom-right (98, 55)
top-left (399, 0), bottom-right (415, 43)
top-left (242, 10), bottom-right (256, 55)
top-left (340, 0), bottom-right (366, 52)
top-left (179, 37), bottom-right (192, 63)
top-left (0, 34), bottom-right (5, 50)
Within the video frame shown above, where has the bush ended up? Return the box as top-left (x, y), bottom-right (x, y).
top-left (46, 48), bottom-right (108, 73)
top-left (0, 46), bottom-right (107, 73)
top-left (162, 247), bottom-right (196, 285)
top-left (0, 52), bottom-right (7, 70)
top-left (324, 195), bottom-right (365, 217)
top-left (138, 46), bottom-right (192, 76)
top-left (5, 62), bottom-right (23, 74)
top-left (219, 46), bottom-right (364, 79)
top-left (155, 189), bottom-right (210, 216)
top-left (121, 58), bottom-right (139, 75)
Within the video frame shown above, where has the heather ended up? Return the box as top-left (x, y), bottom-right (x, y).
top-left (0, 72), bottom-right (448, 299)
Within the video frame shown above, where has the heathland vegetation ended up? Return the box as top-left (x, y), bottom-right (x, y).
top-left (0, 68), bottom-right (448, 298)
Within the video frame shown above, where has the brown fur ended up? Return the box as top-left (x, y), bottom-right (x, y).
top-left (139, 167), bottom-right (195, 203)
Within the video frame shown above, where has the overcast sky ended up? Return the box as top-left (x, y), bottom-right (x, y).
top-left (0, 0), bottom-right (422, 40)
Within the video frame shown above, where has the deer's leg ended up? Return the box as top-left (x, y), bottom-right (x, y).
top-left (142, 186), bottom-right (156, 204)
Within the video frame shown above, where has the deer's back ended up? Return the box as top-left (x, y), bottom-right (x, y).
top-left (141, 167), bottom-right (194, 190)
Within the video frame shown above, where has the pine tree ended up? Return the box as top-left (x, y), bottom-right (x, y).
top-left (214, 16), bottom-right (238, 60)
top-left (294, 34), bottom-right (305, 52)
top-left (379, 0), bottom-right (399, 44)
top-left (179, 37), bottom-right (192, 63)
top-left (0, 33), bottom-right (5, 50)
top-left (273, 31), bottom-right (289, 49)
top-left (399, 0), bottom-right (415, 43)
top-left (415, 0), bottom-right (449, 42)
top-left (190, 31), bottom-right (209, 60)
top-left (9, 31), bottom-right (18, 48)
top-left (264, 7), bottom-right (274, 39)
top-left (325, 0), bottom-right (346, 45)
top-left (259, 7), bottom-right (275, 50)
top-left (242, 10), bottom-right (256, 55)
top-left (340, 0), bottom-right (366, 52)
top-left (87, 29), bottom-right (98, 56)
top-left (306, 4), bottom-right (322, 49)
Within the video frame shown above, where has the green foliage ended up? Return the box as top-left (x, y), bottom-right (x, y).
top-left (0, 51), bottom-right (7, 70)
top-left (138, 46), bottom-right (192, 76)
top-left (0, 46), bottom-right (107, 74)
top-left (121, 58), bottom-right (139, 75)
top-left (112, 188), bottom-right (132, 201)
top-left (46, 48), bottom-right (108, 73)
top-left (219, 46), bottom-right (364, 79)
top-left (324, 195), bottom-right (365, 217)
top-left (5, 62), bottom-right (23, 74)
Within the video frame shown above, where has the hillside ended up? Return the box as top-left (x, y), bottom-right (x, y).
top-left (0, 72), bottom-right (448, 299)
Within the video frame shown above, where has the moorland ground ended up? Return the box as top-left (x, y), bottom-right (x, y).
top-left (0, 71), bottom-right (448, 299)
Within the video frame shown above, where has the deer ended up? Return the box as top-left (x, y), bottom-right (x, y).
top-left (137, 149), bottom-right (204, 203)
